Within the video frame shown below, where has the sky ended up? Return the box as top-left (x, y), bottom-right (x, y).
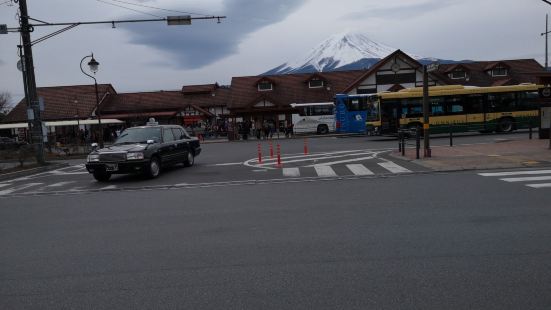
top-left (0, 0), bottom-right (548, 105)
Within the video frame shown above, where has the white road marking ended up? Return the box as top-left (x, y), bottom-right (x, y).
top-left (346, 164), bottom-right (374, 176)
top-left (500, 176), bottom-right (551, 183)
top-left (45, 181), bottom-right (76, 188)
top-left (0, 183), bottom-right (12, 189)
top-left (314, 165), bottom-right (337, 177)
top-left (212, 162), bottom-right (243, 166)
top-left (100, 185), bottom-right (118, 190)
top-left (282, 167), bottom-right (300, 177)
top-left (526, 183), bottom-right (551, 188)
top-left (378, 161), bottom-right (411, 174)
top-left (479, 170), bottom-right (551, 177)
top-left (304, 155), bottom-right (376, 167)
top-left (0, 183), bottom-right (43, 195)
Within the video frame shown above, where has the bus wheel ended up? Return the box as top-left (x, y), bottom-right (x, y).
top-left (497, 118), bottom-right (514, 132)
top-left (317, 125), bottom-right (329, 134)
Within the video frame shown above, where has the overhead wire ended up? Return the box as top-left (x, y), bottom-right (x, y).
top-left (95, 0), bottom-right (164, 18)
top-left (98, 0), bottom-right (214, 17)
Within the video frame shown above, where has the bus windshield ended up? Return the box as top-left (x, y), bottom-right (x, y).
top-left (366, 96), bottom-right (380, 122)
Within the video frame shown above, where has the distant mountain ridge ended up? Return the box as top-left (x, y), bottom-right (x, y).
top-left (262, 31), bottom-right (466, 75)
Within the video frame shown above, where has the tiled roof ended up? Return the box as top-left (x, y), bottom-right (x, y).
top-left (3, 84), bottom-right (116, 123)
top-left (437, 59), bottom-right (544, 87)
top-left (229, 70), bottom-right (367, 110)
top-left (101, 90), bottom-right (186, 114)
top-left (182, 83), bottom-right (219, 94)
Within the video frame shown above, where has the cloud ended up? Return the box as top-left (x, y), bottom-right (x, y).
top-left (121, 0), bottom-right (307, 69)
top-left (342, 0), bottom-right (460, 20)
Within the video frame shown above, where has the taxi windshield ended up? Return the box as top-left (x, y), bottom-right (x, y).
top-left (114, 127), bottom-right (161, 144)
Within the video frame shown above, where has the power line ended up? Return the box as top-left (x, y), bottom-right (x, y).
top-left (96, 0), bottom-right (164, 18)
top-left (99, 0), bottom-right (213, 17)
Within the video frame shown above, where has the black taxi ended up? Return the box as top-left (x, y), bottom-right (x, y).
top-left (85, 122), bottom-right (201, 181)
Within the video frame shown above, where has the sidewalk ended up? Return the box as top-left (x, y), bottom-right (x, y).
top-left (393, 138), bottom-right (551, 171)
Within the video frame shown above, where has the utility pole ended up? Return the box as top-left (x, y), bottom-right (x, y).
top-left (2, 1), bottom-right (225, 163)
top-left (543, 14), bottom-right (550, 70)
top-left (422, 65), bottom-right (431, 158)
top-left (18, 0), bottom-right (45, 164)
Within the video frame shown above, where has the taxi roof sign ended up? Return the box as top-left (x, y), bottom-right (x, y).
top-left (146, 118), bottom-right (159, 126)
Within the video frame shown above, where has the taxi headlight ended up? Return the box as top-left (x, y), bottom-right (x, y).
top-left (87, 154), bottom-right (100, 162)
top-left (126, 152), bottom-right (144, 160)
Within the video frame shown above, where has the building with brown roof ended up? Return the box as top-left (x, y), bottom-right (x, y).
top-left (437, 59), bottom-right (544, 87)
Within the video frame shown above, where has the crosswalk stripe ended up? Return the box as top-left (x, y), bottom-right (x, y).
top-left (346, 164), bottom-right (374, 176)
top-left (314, 165), bottom-right (337, 177)
top-left (0, 183), bottom-right (43, 195)
top-left (378, 162), bottom-right (411, 174)
top-left (282, 168), bottom-right (300, 177)
top-left (500, 176), bottom-right (551, 182)
top-left (479, 170), bottom-right (551, 177)
top-left (526, 183), bottom-right (551, 189)
top-left (0, 183), bottom-right (12, 189)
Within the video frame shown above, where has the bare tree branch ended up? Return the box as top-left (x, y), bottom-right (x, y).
top-left (0, 91), bottom-right (13, 116)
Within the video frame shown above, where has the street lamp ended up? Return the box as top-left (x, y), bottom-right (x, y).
top-left (80, 53), bottom-right (103, 148)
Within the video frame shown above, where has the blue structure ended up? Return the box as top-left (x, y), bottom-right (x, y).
top-left (334, 94), bottom-right (368, 134)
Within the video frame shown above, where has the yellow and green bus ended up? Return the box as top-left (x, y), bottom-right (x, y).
top-left (365, 84), bottom-right (548, 135)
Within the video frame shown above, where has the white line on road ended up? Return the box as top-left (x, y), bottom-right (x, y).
top-left (100, 185), bottom-right (118, 190)
top-left (45, 181), bottom-right (76, 188)
top-left (314, 165), bottom-right (337, 177)
top-left (282, 167), bottom-right (300, 177)
top-left (346, 164), bottom-right (374, 176)
top-left (212, 162), bottom-right (243, 166)
top-left (479, 170), bottom-right (551, 177)
top-left (500, 176), bottom-right (551, 182)
top-left (304, 155), bottom-right (376, 167)
top-left (526, 183), bottom-right (551, 188)
top-left (0, 183), bottom-right (43, 196)
top-left (378, 161), bottom-right (411, 174)
top-left (0, 183), bottom-right (12, 189)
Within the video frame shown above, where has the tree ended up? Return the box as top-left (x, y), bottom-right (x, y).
top-left (0, 92), bottom-right (13, 121)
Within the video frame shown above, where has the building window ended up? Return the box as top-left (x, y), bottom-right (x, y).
top-left (491, 66), bottom-right (508, 77)
top-left (450, 70), bottom-right (466, 79)
top-left (309, 79), bottom-right (324, 88)
top-left (258, 81), bottom-right (273, 91)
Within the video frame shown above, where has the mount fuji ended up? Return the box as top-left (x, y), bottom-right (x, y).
top-left (262, 31), bottom-right (454, 75)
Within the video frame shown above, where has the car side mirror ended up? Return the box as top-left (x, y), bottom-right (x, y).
top-left (147, 139), bottom-right (155, 144)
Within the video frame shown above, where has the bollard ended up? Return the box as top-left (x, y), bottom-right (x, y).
top-left (277, 144), bottom-right (282, 168)
top-left (403, 135), bottom-right (406, 156)
top-left (416, 129), bottom-right (420, 159)
top-left (269, 141), bottom-right (274, 158)
top-left (257, 142), bottom-right (262, 164)
top-left (398, 131), bottom-right (402, 152)
top-left (529, 121), bottom-right (533, 140)
top-left (304, 138), bottom-right (309, 155)
top-left (449, 125), bottom-right (453, 147)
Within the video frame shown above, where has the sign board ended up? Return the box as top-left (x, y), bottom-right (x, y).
top-left (426, 63), bottom-right (440, 72)
top-left (167, 16), bottom-right (191, 25)
top-left (0, 24), bottom-right (7, 35)
top-left (39, 97), bottom-right (45, 111)
top-left (27, 108), bottom-right (34, 120)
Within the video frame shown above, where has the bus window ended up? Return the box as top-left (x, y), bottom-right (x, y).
top-left (346, 97), bottom-right (368, 111)
top-left (489, 92), bottom-right (515, 112)
top-left (366, 99), bottom-right (380, 121)
top-left (517, 91), bottom-right (539, 110)
top-left (313, 105), bottom-right (334, 115)
top-left (402, 98), bottom-right (422, 117)
top-left (464, 94), bottom-right (484, 114)
top-left (443, 96), bottom-right (464, 115)
top-left (430, 97), bottom-right (444, 115)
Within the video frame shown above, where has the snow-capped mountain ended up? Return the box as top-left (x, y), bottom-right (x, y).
top-left (262, 31), bottom-right (447, 75)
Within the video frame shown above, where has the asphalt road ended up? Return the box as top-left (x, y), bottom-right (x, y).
top-left (2, 168), bottom-right (551, 309)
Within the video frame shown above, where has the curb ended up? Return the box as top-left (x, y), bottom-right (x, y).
top-left (0, 162), bottom-right (69, 181)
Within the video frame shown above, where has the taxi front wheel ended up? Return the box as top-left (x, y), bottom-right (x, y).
top-left (145, 157), bottom-right (161, 178)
